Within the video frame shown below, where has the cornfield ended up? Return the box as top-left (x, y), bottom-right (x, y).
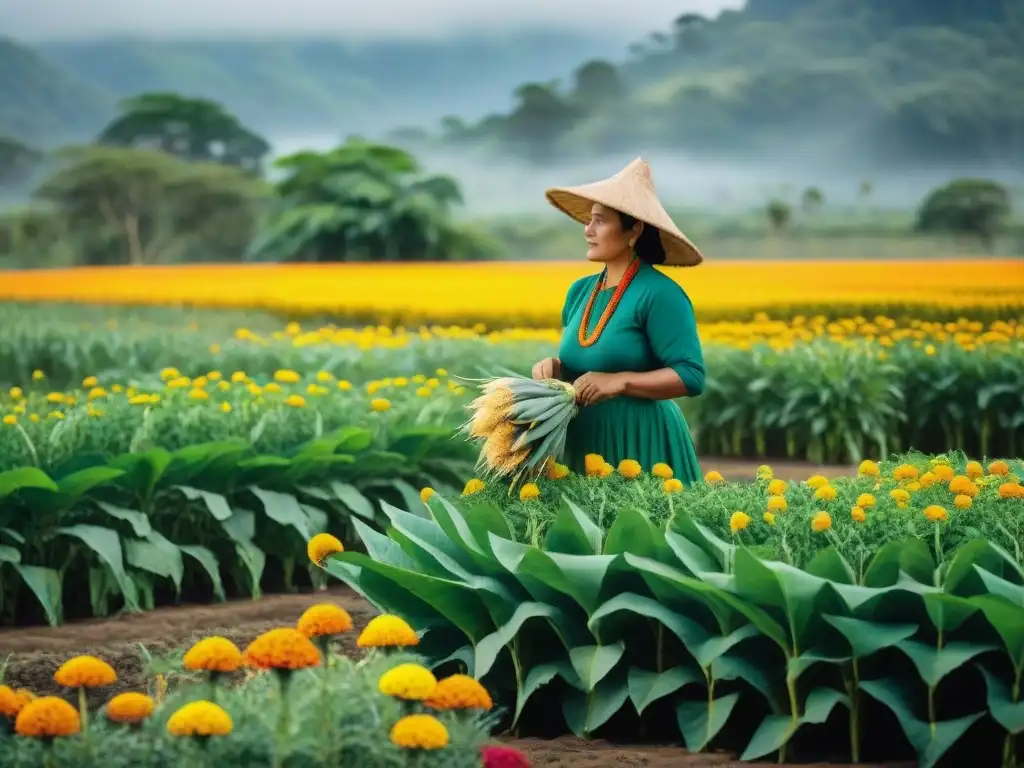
top-left (2, 259), bottom-right (1022, 326)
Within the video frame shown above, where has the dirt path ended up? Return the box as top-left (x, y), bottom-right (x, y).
top-left (702, 457), bottom-right (854, 481)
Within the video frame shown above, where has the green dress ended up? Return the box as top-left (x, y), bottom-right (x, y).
top-left (557, 261), bottom-right (705, 483)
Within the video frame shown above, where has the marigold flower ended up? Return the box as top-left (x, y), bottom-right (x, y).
top-left (651, 462), bottom-right (673, 479)
top-left (519, 483), bottom-right (541, 501)
top-left (307, 533), bottom-right (344, 566)
top-left (15, 697), bottom-right (80, 738)
top-left (244, 628), bottom-right (321, 670)
top-left (2, 415), bottom-right (15, 426)
top-left (954, 493), bottom-right (972, 509)
top-left (729, 511), bottom-right (751, 533)
top-left (767, 479), bottom-right (787, 496)
top-left (54, 656), bottom-right (117, 688)
top-left (932, 464), bottom-right (954, 482)
top-left (890, 488), bottom-right (910, 504)
top-left (298, 604), bottom-right (353, 637)
top-left (851, 506), bottom-right (867, 523)
top-left (893, 464), bottom-right (919, 481)
top-left (370, 398), bottom-right (391, 412)
top-left (919, 471), bottom-right (938, 488)
top-left (357, 614), bottom-right (419, 648)
top-left (965, 461), bottom-right (984, 479)
top-left (923, 505), bottom-right (948, 523)
top-left (420, 487), bottom-right (435, 503)
top-left (463, 478), bottom-right (486, 495)
top-left (160, 367), bottom-right (180, 381)
top-left (390, 713), bottom-right (449, 749)
top-left (167, 700), bottom-right (233, 737)
top-left (998, 482), bottom-right (1024, 499)
top-left (704, 470), bottom-right (724, 485)
top-left (618, 459), bottom-right (642, 479)
top-left (284, 394), bottom-right (306, 408)
top-left (189, 389), bottom-right (209, 401)
top-left (106, 692), bottom-right (155, 724)
top-left (857, 493), bottom-right (876, 508)
top-left (8, 386), bottom-right (23, 399)
top-left (857, 460), bottom-right (880, 477)
top-left (584, 454), bottom-right (606, 477)
top-left (663, 478), bottom-right (683, 494)
top-left (806, 474), bottom-right (829, 490)
top-left (904, 481), bottom-right (922, 493)
top-left (0, 685), bottom-right (33, 718)
top-left (811, 511), bottom-right (832, 533)
top-left (988, 460), bottom-right (1010, 476)
top-left (481, 745), bottom-right (531, 768)
top-left (814, 485), bottom-right (837, 502)
top-left (949, 475), bottom-right (979, 497)
top-left (597, 461), bottom-right (614, 478)
top-left (425, 674), bottom-right (493, 710)
top-left (763, 512), bottom-right (776, 526)
top-left (767, 495), bottom-right (787, 512)
top-left (379, 664), bottom-right (437, 700)
top-left (183, 637), bottom-right (243, 673)
top-left (82, 376), bottom-right (98, 388)
top-left (274, 369), bottom-right (301, 383)
top-left (546, 461), bottom-right (570, 480)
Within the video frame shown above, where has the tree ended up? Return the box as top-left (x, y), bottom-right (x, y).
top-left (501, 82), bottom-right (581, 161)
top-left (32, 145), bottom-right (269, 266)
top-left (572, 60), bottom-right (626, 107)
top-left (801, 186), bottom-right (824, 214)
top-left (249, 137), bottom-right (496, 262)
top-left (766, 199), bottom-right (792, 234)
top-left (915, 178), bottom-right (1011, 249)
top-left (0, 137), bottom-right (42, 191)
top-left (97, 93), bottom-right (271, 174)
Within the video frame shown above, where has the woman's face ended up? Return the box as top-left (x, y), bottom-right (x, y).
top-left (584, 204), bottom-right (642, 263)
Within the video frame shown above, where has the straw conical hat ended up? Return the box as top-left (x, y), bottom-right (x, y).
top-left (545, 157), bottom-right (703, 267)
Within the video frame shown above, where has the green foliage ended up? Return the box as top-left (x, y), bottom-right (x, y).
top-left (249, 137), bottom-right (497, 262)
top-left (97, 92), bottom-right (271, 174)
top-left (765, 200), bottom-right (791, 233)
top-left (916, 179), bottom-right (1013, 249)
top-left (0, 137), bottom-right (42, 193)
top-left (325, 452), bottom-right (1024, 765)
top-left (0, 650), bottom-right (491, 768)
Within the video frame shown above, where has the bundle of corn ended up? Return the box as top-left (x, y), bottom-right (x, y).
top-left (461, 375), bottom-right (578, 487)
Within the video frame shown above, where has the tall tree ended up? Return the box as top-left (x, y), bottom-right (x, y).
top-left (0, 137), bottom-right (42, 191)
top-left (96, 93), bottom-right (271, 175)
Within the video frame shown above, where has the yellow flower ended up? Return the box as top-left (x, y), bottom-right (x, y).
top-left (651, 463), bottom-right (673, 479)
top-left (390, 713), bottom-right (449, 749)
top-left (806, 475), bottom-right (829, 490)
top-left (189, 389), bottom-right (209, 401)
top-left (998, 482), bottom-right (1024, 499)
top-left (244, 628), bottom-right (321, 670)
top-left (617, 459), bottom-right (642, 479)
top-left (420, 487), bottom-right (435, 503)
top-left (851, 506), bottom-right (867, 523)
top-left (663, 478), bottom-right (684, 494)
top-left (357, 615), bottom-right (419, 648)
top-left (337, 379), bottom-right (352, 391)
top-left (988, 460), bottom-right (1010, 476)
top-left (546, 461), bottom-right (570, 480)
top-left (46, 392), bottom-right (65, 404)
top-left (379, 664), bottom-right (437, 701)
top-left (54, 656), bottom-right (117, 688)
top-left (858, 460), bottom-right (880, 477)
top-left (167, 701), bottom-right (233, 737)
top-left (890, 488), bottom-right (910, 504)
top-left (463, 478), bottom-right (486, 495)
top-left (949, 476), bottom-right (979, 497)
top-left (814, 485), bottom-right (837, 502)
top-left (1, 414), bottom-right (15, 426)
top-left (811, 511), bottom-right (832, 533)
top-left (82, 376), bottom-right (98, 388)
top-left (183, 637), bottom-right (243, 673)
top-left (932, 464), bottom-right (954, 482)
top-left (167, 376), bottom-right (191, 390)
top-left (316, 370), bottom-right (333, 382)
top-left (919, 471), bottom-right (938, 488)
top-left (923, 505), bottom-right (948, 523)
top-left (756, 464), bottom-right (773, 480)
top-left (0, 685), bottom-right (33, 718)
top-left (584, 454), bottom-right (606, 477)
top-left (893, 464), bottom-right (919, 481)
top-left (284, 394), bottom-right (306, 408)
top-left (763, 512), bottom-right (776, 526)
top-left (767, 479), bottom-right (787, 496)
top-left (207, 371), bottom-right (222, 381)
top-left (106, 693), bottom-right (154, 724)
top-left (297, 604), bottom-right (353, 637)
top-left (307, 533), bottom-right (344, 566)
top-left (31, 370), bottom-right (45, 381)
top-left (231, 371), bottom-right (247, 383)
top-left (704, 470), bottom-right (724, 485)
top-left (425, 674), bottom-right (493, 711)
top-left (767, 495), bottom-right (787, 512)
top-left (160, 367), bottom-right (180, 381)
top-left (274, 369), bottom-right (301, 383)
top-left (965, 461), bottom-right (984, 479)
top-left (220, 402), bottom-right (232, 413)
top-left (856, 493), bottom-right (876, 508)
top-left (729, 511), bottom-right (751, 533)
top-left (519, 483), bottom-right (541, 501)
top-left (954, 493), bottom-right (973, 509)
top-left (265, 382), bottom-right (282, 394)
top-left (14, 696), bottom-right (80, 738)
top-left (415, 386), bottom-right (431, 397)
top-left (370, 398), bottom-right (391, 412)
top-left (904, 481), bottom-right (922, 493)
top-left (8, 386), bottom-right (23, 400)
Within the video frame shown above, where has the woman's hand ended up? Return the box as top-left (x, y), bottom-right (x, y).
top-left (572, 372), bottom-right (627, 406)
top-left (531, 357), bottom-right (561, 380)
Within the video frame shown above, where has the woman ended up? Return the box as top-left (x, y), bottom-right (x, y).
top-left (530, 157), bottom-right (706, 483)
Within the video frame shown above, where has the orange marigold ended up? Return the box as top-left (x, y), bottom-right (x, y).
top-left (663, 478), bottom-right (683, 494)
top-left (704, 470), bottom-right (724, 485)
top-left (425, 674), bottom-right (494, 711)
top-left (965, 461), bottom-right (984, 479)
top-left (183, 637), bottom-right (243, 673)
top-left (651, 463), bottom-right (674, 479)
top-left (987, 460), bottom-right (1010, 476)
top-left (54, 656), bottom-right (117, 688)
top-left (617, 459), bottom-right (642, 479)
top-left (811, 511), bottom-right (832, 533)
top-left (244, 628), bottom-right (321, 670)
top-left (949, 475), bottom-right (980, 498)
top-left (998, 482), bottom-right (1024, 499)
top-left (0, 685), bottom-right (33, 718)
top-left (307, 533), bottom-right (344, 566)
top-left (858, 460), bottom-right (880, 477)
top-left (767, 479), bottom-right (787, 496)
top-left (584, 454), bottom-right (606, 477)
top-left (15, 696), bottom-right (80, 738)
top-left (166, 700), bottom-right (233, 737)
top-left (923, 505), bottom-right (948, 523)
top-left (297, 603), bottom-right (354, 637)
top-left (932, 464), bottom-right (954, 482)
top-left (893, 464), bottom-right (919, 481)
top-left (106, 692), bottom-right (155, 724)
top-left (850, 506), bottom-right (867, 523)
top-left (390, 714), bottom-right (449, 749)
top-left (357, 614), bottom-right (419, 648)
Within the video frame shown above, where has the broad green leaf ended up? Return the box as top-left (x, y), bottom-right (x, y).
top-left (896, 639), bottom-right (995, 688)
top-left (822, 614), bottom-right (918, 659)
top-left (975, 567), bottom-right (1024, 607)
top-left (0, 467), bottom-right (57, 500)
top-left (179, 544), bottom-right (225, 600)
top-left (670, 509), bottom-right (731, 571)
top-left (513, 661), bottom-right (578, 726)
top-left (740, 714), bottom-right (794, 761)
top-left (676, 691), bottom-right (740, 751)
top-left (628, 666), bottom-right (701, 715)
top-left (922, 592), bottom-right (978, 633)
top-left (805, 546), bottom-right (855, 584)
top-left (562, 670), bottom-right (630, 737)
top-left (943, 539), bottom-right (1005, 595)
top-left (969, 594), bottom-right (1024, 668)
top-left (250, 487), bottom-right (311, 540)
top-left (332, 426), bottom-right (374, 453)
top-left (978, 665), bottom-right (1024, 733)
top-left (801, 686), bottom-right (849, 724)
top-left (474, 601), bottom-right (562, 678)
top-left (664, 529), bottom-right (720, 574)
top-left (0, 527), bottom-right (25, 544)
top-left (56, 524), bottom-right (139, 612)
top-left (109, 449), bottom-right (171, 502)
top-left (381, 501), bottom-right (479, 576)
top-left (221, 508), bottom-right (257, 542)
top-left (95, 501), bottom-right (152, 537)
top-left (899, 539), bottom-right (937, 585)
top-left (429, 495), bottom-right (488, 557)
top-left (588, 592), bottom-right (714, 659)
top-left (175, 486), bottom-right (232, 522)
top-left (125, 533), bottom-right (184, 592)
top-left (712, 654), bottom-right (777, 706)
top-left (863, 540), bottom-right (907, 587)
top-left (569, 643), bottom-right (625, 690)
top-left (490, 535), bottom-right (612, 614)
top-left (12, 563), bottom-right (62, 626)
top-left (301, 504), bottom-right (328, 535)
top-left (0, 544), bottom-right (20, 563)
top-left (57, 466), bottom-right (125, 500)
top-left (603, 506), bottom-right (667, 560)
top-left (330, 481), bottom-right (376, 519)
top-left (165, 440), bottom-right (248, 485)
top-left (325, 558), bottom-right (443, 632)
top-left (351, 518), bottom-right (421, 570)
top-left (234, 540), bottom-right (266, 598)
top-left (695, 625), bottom-right (761, 670)
top-left (545, 498), bottom-right (601, 555)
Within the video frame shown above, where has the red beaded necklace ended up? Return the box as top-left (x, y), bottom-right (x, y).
top-left (577, 258), bottom-right (642, 347)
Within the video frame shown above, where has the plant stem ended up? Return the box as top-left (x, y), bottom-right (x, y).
top-left (77, 687), bottom-right (89, 745)
top-left (849, 659), bottom-right (861, 763)
top-left (274, 672), bottom-right (292, 768)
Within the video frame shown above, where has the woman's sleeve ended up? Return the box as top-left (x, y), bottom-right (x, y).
top-left (642, 281), bottom-right (706, 396)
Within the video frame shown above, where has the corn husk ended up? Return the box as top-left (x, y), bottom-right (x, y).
top-left (458, 374), bottom-right (578, 488)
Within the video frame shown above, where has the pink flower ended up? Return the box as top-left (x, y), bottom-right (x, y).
top-left (481, 745), bottom-right (531, 768)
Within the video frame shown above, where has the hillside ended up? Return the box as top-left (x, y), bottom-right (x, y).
top-left (1, 33), bottom-right (612, 147)
top-left (425, 0), bottom-right (1024, 168)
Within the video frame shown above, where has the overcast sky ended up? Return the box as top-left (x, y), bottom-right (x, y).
top-left (2, 0), bottom-right (742, 40)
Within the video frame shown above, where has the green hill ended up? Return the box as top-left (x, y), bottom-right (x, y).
top-left (428, 0), bottom-right (1024, 167)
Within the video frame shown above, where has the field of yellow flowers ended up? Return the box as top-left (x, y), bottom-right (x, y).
top-left (2, 259), bottom-right (1022, 326)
